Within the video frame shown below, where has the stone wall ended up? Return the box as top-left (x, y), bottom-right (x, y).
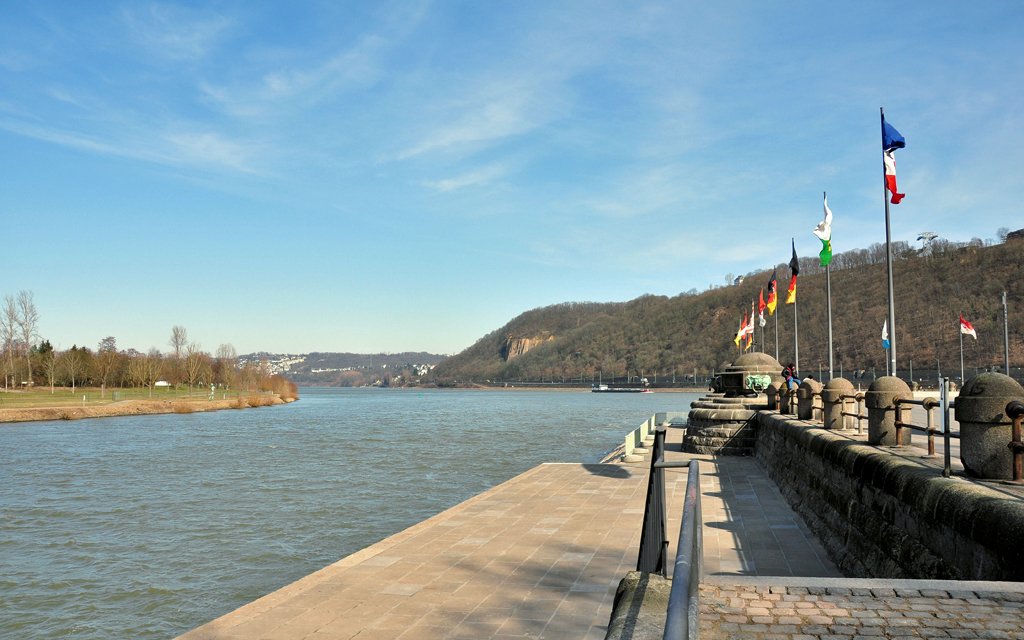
top-left (754, 411), bottom-right (1024, 581)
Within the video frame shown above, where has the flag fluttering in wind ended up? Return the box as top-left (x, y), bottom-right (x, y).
top-left (785, 240), bottom-right (799, 304)
top-left (882, 320), bottom-right (890, 350)
top-left (882, 117), bottom-right (906, 204)
top-left (960, 314), bottom-right (978, 339)
top-left (734, 312), bottom-right (747, 346)
top-left (765, 269), bottom-right (778, 315)
top-left (758, 289), bottom-right (767, 327)
top-left (814, 194), bottom-right (833, 267)
top-left (744, 300), bottom-right (755, 349)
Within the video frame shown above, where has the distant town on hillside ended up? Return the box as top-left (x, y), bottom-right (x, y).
top-left (238, 351), bottom-right (448, 387)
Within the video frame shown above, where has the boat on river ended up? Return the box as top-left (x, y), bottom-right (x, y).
top-left (591, 384), bottom-right (653, 393)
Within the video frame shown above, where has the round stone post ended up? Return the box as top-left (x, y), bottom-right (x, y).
top-left (797, 378), bottom-right (823, 421)
top-left (822, 378), bottom-right (855, 430)
top-left (954, 372), bottom-right (1024, 480)
top-left (866, 376), bottom-right (912, 446)
top-left (780, 384), bottom-right (794, 414)
top-left (766, 381), bottom-right (781, 411)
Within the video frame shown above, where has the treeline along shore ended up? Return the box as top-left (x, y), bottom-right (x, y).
top-left (0, 318), bottom-right (299, 423)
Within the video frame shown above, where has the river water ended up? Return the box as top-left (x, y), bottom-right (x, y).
top-left (0, 387), bottom-right (699, 639)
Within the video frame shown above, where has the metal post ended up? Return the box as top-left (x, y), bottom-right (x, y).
top-left (941, 377), bottom-right (951, 478)
top-left (637, 428), bottom-right (667, 575)
top-left (826, 262), bottom-right (833, 379)
top-left (1004, 291), bottom-right (1011, 376)
top-left (960, 323), bottom-right (965, 387)
top-left (881, 107), bottom-right (897, 378)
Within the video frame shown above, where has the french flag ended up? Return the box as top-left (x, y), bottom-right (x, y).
top-left (882, 117), bottom-right (905, 204)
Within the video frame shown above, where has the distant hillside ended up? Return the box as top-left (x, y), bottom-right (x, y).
top-left (242, 352), bottom-right (446, 387)
top-left (434, 237), bottom-right (1024, 385)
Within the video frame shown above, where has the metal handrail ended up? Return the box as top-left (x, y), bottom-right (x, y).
top-left (663, 460), bottom-right (702, 640)
top-left (839, 392), bottom-right (867, 434)
top-left (634, 427), bottom-right (702, 639)
top-left (894, 396), bottom-right (948, 456)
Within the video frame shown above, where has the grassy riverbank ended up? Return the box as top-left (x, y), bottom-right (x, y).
top-left (0, 386), bottom-right (291, 423)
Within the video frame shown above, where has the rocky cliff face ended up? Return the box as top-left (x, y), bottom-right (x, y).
top-left (502, 333), bottom-right (554, 361)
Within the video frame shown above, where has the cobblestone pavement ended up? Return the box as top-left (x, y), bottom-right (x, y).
top-left (700, 578), bottom-right (1024, 639)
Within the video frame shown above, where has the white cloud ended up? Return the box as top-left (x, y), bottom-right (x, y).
top-left (121, 3), bottom-right (232, 61)
top-left (421, 163), bottom-right (509, 192)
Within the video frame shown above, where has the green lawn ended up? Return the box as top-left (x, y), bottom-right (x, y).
top-left (0, 386), bottom-right (261, 409)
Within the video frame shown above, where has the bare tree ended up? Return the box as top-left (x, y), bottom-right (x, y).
top-left (58, 347), bottom-right (90, 393)
top-left (143, 349), bottom-right (164, 397)
top-left (16, 291), bottom-right (38, 386)
top-left (95, 336), bottom-right (120, 398)
top-left (126, 351), bottom-right (147, 390)
top-left (169, 326), bottom-right (188, 360)
top-left (183, 343), bottom-right (209, 394)
top-left (1, 295), bottom-right (17, 388)
top-left (215, 343), bottom-right (238, 395)
top-left (167, 325), bottom-right (188, 385)
top-left (42, 348), bottom-right (59, 394)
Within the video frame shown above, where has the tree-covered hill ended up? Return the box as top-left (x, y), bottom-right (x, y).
top-left (433, 237), bottom-right (1024, 385)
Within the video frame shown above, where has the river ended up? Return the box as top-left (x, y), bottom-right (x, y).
top-left (0, 387), bottom-right (699, 639)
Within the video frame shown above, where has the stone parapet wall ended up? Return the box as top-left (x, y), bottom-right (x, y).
top-left (754, 411), bottom-right (1024, 581)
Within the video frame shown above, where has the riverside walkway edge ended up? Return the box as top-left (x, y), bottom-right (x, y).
top-left (177, 422), bottom-right (1024, 639)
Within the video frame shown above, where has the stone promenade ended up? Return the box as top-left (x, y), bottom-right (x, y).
top-left (178, 423), bottom-right (1024, 639)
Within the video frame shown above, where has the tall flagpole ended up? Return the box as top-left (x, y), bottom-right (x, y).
top-left (826, 264), bottom-right (833, 379)
top-left (1004, 291), bottom-right (1011, 375)
top-left (881, 107), bottom-right (898, 379)
top-left (960, 312), bottom-right (965, 385)
top-left (774, 310), bottom-right (779, 362)
top-left (824, 191), bottom-right (834, 380)
top-left (794, 294), bottom-right (800, 375)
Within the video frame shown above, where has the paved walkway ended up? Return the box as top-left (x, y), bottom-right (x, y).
top-left (177, 422), bottom-right (1022, 639)
top-left (700, 577), bottom-right (1024, 639)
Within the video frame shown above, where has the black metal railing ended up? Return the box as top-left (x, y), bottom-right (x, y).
top-left (635, 426), bottom-right (702, 639)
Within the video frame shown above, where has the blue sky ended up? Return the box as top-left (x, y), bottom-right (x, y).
top-left (2, 2), bottom-right (1022, 356)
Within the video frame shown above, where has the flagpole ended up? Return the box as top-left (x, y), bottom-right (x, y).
top-left (794, 295), bottom-right (799, 376)
top-left (960, 312), bottom-right (965, 385)
top-left (824, 191), bottom-right (834, 381)
top-left (1004, 291), bottom-right (1011, 375)
top-left (881, 107), bottom-right (898, 379)
top-left (774, 309), bottom-right (779, 362)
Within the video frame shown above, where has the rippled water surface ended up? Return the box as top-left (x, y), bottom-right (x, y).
top-left (0, 387), bottom-right (698, 639)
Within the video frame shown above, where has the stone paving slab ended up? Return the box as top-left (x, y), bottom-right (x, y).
top-left (177, 423), bottom-right (841, 640)
top-left (700, 577), bottom-right (1024, 639)
top-left (177, 462), bottom-right (680, 640)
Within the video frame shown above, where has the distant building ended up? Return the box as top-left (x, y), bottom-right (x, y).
top-left (733, 276), bottom-right (744, 286)
top-left (1006, 228), bottom-right (1024, 243)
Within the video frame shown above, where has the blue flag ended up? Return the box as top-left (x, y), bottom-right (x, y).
top-left (882, 118), bottom-right (905, 151)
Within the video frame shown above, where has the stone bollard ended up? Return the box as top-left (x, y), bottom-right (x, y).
top-left (821, 377), bottom-right (855, 430)
top-left (766, 381), bottom-right (781, 410)
top-left (797, 378), bottom-right (823, 421)
top-left (954, 372), bottom-right (1024, 480)
top-left (779, 383), bottom-right (794, 415)
top-left (866, 376), bottom-right (912, 446)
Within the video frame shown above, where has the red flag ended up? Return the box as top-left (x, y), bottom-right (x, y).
top-left (959, 314), bottom-right (977, 339)
top-left (758, 289), bottom-right (767, 327)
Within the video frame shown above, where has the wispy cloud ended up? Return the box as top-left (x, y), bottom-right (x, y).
top-left (421, 163), bottom-right (510, 192)
top-left (120, 3), bottom-right (232, 61)
top-left (0, 115), bottom-right (261, 174)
